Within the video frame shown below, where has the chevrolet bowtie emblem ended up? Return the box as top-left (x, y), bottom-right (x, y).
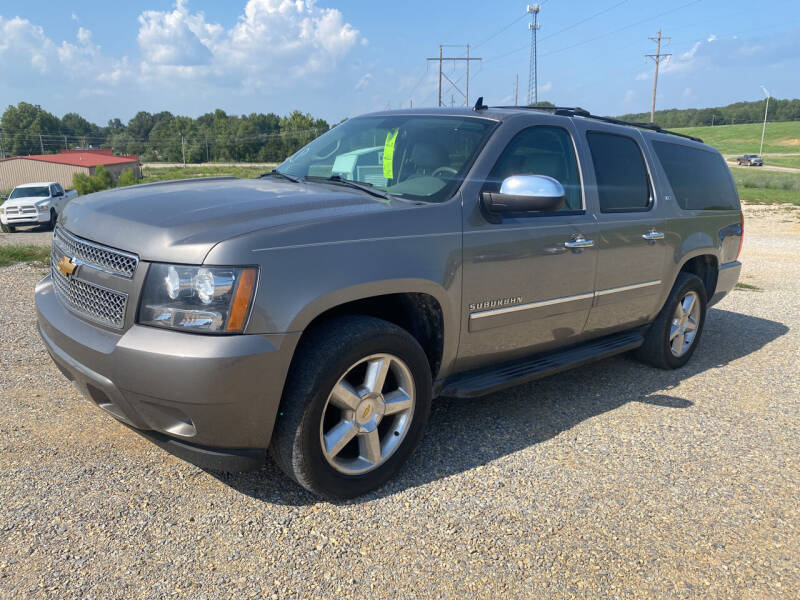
top-left (57, 256), bottom-right (77, 277)
top-left (362, 405), bottom-right (371, 419)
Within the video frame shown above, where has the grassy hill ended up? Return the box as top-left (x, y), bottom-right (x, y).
top-left (672, 121), bottom-right (800, 155)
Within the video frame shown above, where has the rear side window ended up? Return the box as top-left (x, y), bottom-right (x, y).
top-left (586, 132), bottom-right (651, 212)
top-left (653, 141), bottom-right (740, 210)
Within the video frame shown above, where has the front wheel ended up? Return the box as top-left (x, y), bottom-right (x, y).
top-left (47, 209), bottom-right (57, 231)
top-left (270, 316), bottom-right (432, 499)
top-left (635, 272), bottom-right (707, 369)
top-left (0, 222), bottom-right (14, 233)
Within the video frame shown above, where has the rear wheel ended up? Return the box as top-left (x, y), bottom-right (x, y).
top-left (270, 316), bottom-right (432, 499)
top-left (635, 272), bottom-right (707, 369)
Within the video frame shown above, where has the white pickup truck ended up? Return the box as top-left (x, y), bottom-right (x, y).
top-left (0, 182), bottom-right (77, 233)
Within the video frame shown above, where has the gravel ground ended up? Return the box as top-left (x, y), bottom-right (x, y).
top-left (0, 225), bottom-right (53, 247)
top-left (1, 205), bottom-right (798, 599)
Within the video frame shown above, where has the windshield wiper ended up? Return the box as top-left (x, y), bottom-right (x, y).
top-left (262, 169), bottom-right (303, 183)
top-left (306, 175), bottom-right (392, 200)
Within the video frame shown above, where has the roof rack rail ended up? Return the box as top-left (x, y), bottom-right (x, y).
top-left (491, 105), bottom-right (703, 143)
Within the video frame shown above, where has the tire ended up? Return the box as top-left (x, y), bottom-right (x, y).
top-left (635, 272), bottom-right (707, 370)
top-left (270, 315), bottom-right (432, 499)
top-left (47, 209), bottom-right (57, 231)
top-left (0, 222), bottom-right (14, 233)
top-left (737, 160), bottom-right (742, 166)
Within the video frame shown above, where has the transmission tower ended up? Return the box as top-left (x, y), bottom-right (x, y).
top-left (527, 4), bottom-right (541, 105)
top-left (646, 28), bottom-right (671, 123)
top-left (427, 45), bottom-right (482, 107)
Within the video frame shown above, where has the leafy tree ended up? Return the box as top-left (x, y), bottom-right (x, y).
top-left (0, 102), bottom-right (61, 155)
top-left (93, 165), bottom-right (114, 190)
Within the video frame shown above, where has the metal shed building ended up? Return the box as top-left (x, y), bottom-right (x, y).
top-left (0, 149), bottom-right (140, 191)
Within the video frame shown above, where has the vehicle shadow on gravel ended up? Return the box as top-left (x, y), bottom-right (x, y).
top-left (211, 307), bottom-right (788, 505)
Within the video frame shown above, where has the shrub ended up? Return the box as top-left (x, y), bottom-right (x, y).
top-left (117, 168), bottom-right (138, 187)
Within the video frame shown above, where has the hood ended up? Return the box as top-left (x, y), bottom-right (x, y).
top-left (59, 177), bottom-right (401, 264)
top-left (3, 196), bottom-right (49, 208)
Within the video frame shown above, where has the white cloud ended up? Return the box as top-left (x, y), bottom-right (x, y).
top-left (354, 73), bottom-right (373, 92)
top-left (77, 26), bottom-right (92, 45)
top-left (707, 34), bottom-right (717, 42)
top-left (0, 16), bottom-right (57, 74)
top-left (540, 80), bottom-right (553, 93)
top-left (137, 0), bottom-right (215, 66)
top-left (136, 0), bottom-right (362, 88)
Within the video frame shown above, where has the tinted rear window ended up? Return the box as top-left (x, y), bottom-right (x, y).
top-left (653, 141), bottom-right (740, 210)
top-left (586, 132), bottom-right (651, 213)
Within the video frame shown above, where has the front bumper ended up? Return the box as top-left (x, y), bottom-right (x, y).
top-left (709, 260), bottom-right (742, 306)
top-left (36, 274), bottom-right (300, 467)
top-left (1, 210), bottom-right (50, 226)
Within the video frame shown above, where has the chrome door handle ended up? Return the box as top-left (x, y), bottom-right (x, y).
top-left (642, 231), bottom-right (665, 241)
top-left (564, 237), bottom-right (594, 249)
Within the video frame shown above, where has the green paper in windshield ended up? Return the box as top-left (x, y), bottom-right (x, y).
top-left (383, 129), bottom-right (399, 179)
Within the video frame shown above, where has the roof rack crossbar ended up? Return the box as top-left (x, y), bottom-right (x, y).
top-left (491, 105), bottom-right (703, 143)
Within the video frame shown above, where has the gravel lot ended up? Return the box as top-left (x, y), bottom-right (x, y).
top-left (0, 225), bottom-right (53, 247)
top-left (1, 205), bottom-right (798, 599)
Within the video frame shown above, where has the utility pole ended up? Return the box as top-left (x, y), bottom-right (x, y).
top-left (63, 135), bottom-right (68, 151)
top-left (39, 134), bottom-right (44, 154)
top-left (514, 73), bottom-right (519, 106)
top-left (181, 134), bottom-right (186, 167)
top-left (759, 85), bottom-right (771, 156)
top-left (646, 28), bottom-right (671, 123)
top-left (0, 132), bottom-right (4, 159)
top-left (205, 136), bottom-right (210, 162)
top-left (711, 114), bottom-right (715, 126)
top-left (527, 4), bottom-right (541, 105)
top-left (427, 45), bottom-right (482, 107)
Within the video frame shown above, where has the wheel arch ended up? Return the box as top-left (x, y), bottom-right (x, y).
top-left (288, 280), bottom-right (453, 381)
top-left (676, 252), bottom-right (719, 300)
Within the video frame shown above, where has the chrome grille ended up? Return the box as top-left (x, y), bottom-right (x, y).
top-left (51, 246), bottom-right (128, 329)
top-left (54, 226), bottom-right (139, 278)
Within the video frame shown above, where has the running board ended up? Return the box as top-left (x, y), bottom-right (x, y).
top-left (440, 331), bottom-right (644, 398)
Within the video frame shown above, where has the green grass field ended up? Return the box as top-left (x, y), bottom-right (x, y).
top-left (758, 156), bottom-right (800, 169)
top-left (730, 169), bottom-right (800, 206)
top-left (673, 121), bottom-right (800, 155)
top-left (140, 165), bottom-right (270, 183)
top-left (0, 245), bottom-right (50, 267)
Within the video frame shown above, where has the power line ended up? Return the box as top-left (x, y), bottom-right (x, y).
top-left (473, 12), bottom-right (529, 50)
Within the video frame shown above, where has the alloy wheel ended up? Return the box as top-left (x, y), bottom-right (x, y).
top-left (319, 353), bottom-right (416, 475)
top-left (670, 291), bottom-right (701, 357)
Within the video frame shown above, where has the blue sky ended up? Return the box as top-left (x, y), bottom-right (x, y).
top-left (0, 0), bottom-right (797, 125)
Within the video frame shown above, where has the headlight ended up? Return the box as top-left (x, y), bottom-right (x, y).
top-left (36, 200), bottom-right (51, 211)
top-left (138, 264), bottom-right (258, 333)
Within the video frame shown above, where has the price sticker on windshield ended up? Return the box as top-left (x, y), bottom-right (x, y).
top-left (383, 129), bottom-right (399, 179)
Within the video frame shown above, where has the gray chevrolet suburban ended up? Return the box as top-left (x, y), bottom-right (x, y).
top-left (35, 104), bottom-right (743, 499)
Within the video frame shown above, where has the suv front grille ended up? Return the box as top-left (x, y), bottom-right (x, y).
top-left (50, 232), bottom-right (133, 329)
top-left (54, 226), bottom-right (139, 278)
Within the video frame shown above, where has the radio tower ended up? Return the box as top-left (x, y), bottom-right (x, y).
top-left (527, 4), bottom-right (541, 105)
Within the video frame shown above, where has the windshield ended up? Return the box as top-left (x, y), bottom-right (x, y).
top-left (278, 115), bottom-right (497, 202)
top-left (10, 186), bottom-right (49, 199)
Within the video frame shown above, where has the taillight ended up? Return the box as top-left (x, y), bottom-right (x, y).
top-left (736, 210), bottom-right (744, 260)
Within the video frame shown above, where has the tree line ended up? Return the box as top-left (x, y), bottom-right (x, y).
top-left (0, 102), bottom-right (330, 163)
top-left (616, 98), bottom-right (800, 128)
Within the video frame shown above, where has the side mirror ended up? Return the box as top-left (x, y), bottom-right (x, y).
top-left (481, 175), bottom-right (565, 221)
